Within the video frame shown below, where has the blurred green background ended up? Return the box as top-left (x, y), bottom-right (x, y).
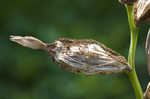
top-left (1, 0), bottom-right (150, 99)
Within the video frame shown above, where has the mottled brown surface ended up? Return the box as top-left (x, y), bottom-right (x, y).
top-left (119, 0), bottom-right (137, 5)
top-left (134, 0), bottom-right (150, 26)
top-left (46, 38), bottom-right (131, 75)
top-left (10, 36), bottom-right (131, 75)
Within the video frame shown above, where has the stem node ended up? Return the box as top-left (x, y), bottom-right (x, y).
top-left (126, 5), bottom-right (143, 99)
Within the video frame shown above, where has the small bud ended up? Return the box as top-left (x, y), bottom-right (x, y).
top-left (134, 0), bottom-right (150, 25)
top-left (144, 82), bottom-right (150, 99)
top-left (146, 29), bottom-right (150, 75)
top-left (119, 0), bottom-right (137, 5)
top-left (10, 36), bottom-right (131, 75)
top-left (10, 35), bottom-right (46, 50)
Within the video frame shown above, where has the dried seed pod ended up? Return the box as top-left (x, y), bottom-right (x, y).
top-left (144, 82), bottom-right (150, 99)
top-left (134, 0), bottom-right (150, 25)
top-left (119, 0), bottom-right (137, 5)
top-left (10, 36), bottom-right (131, 75)
top-left (146, 29), bottom-right (150, 75)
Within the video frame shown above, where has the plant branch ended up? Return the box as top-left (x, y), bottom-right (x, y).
top-left (125, 5), bottom-right (143, 99)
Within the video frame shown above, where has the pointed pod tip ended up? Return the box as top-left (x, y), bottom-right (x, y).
top-left (9, 35), bottom-right (47, 50)
top-left (9, 35), bottom-right (22, 42)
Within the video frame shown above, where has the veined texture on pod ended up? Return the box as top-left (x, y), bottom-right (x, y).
top-left (134, 0), bottom-right (150, 25)
top-left (10, 36), bottom-right (132, 75)
top-left (47, 38), bottom-right (131, 75)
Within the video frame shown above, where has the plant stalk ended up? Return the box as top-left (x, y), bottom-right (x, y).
top-left (125, 5), bottom-right (143, 99)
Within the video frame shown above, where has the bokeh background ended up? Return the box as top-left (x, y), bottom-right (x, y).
top-left (1, 0), bottom-right (150, 99)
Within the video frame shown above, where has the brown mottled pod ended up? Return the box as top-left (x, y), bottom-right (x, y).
top-left (134, 0), bottom-right (150, 26)
top-left (10, 35), bottom-right (131, 75)
top-left (119, 0), bottom-right (137, 5)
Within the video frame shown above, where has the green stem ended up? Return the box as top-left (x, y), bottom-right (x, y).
top-left (125, 5), bottom-right (143, 99)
